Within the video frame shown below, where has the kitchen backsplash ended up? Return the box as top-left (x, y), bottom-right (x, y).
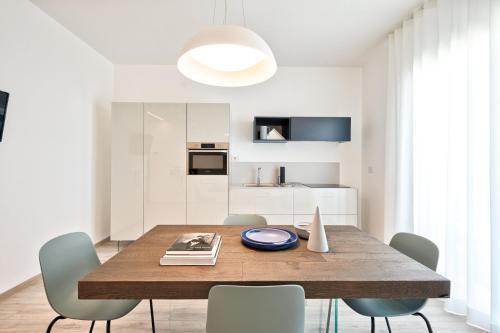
top-left (230, 162), bottom-right (340, 185)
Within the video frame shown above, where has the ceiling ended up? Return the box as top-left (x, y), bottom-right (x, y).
top-left (30, 0), bottom-right (421, 66)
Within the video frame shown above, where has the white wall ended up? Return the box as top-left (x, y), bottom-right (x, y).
top-left (114, 65), bottom-right (362, 190)
top-left (0, 0), bottom-right (114, 293)
top-left (361, 40), bottom-right (389, 241)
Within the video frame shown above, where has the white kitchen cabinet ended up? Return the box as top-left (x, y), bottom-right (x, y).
top-left (262, 215), bottom-right (294, 225)
top-left (187, 103), bottom-right (230, 143)
top-left (256, 189), bottom-right (294, 214)
top-left (293, 214), bottom-right (357, 226)
top-left (111, 103), bottom-right (144, 240)
top-left (229, 186), bottom-right (358, 227)
top-left (111, 102), bottom-right (232, 239)
top-left (187, 175), bottom-right (229, 225)
top-left (229, 188), bottom-right (293, 215)
top-left (143, 103), bottom-right (186, 232)
top-left (293, 188), bottom-right (357, 215)
top-left (229, 188), bottom-right (256, 214)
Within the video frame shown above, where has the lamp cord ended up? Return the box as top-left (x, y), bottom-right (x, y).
top-left (212, 0), bottom-right (217, 24)
top-left (213, 0), bottom-right (246, 26)
top-left (224, 0), bottom-right (228, 24)
top-left (242, 0), bottom-right (246, 26)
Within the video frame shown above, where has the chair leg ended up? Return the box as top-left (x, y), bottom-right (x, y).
top-left (385, 317), bottom-right (392, 333)
top-left (149, 299), bottom-right (156, 333)
top-left (46, 315), bottom-right (65, 333)
top-left (413, 312), bottom-right (433, 333)
top-left (89, 320), bottom-right (95, 333)
top-left (106, 320), bottom-right (111, 333)
top-left (371, 317), bottom-right (375, 333)
top-left (325, 299), bottom-right (333, 332)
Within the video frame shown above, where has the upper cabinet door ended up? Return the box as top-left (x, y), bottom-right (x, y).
top-left (143, 103), bottom-right (187, 231)
top-left (187, 103), bottom-right (230, 143)
top-left (290, 117), bottom-right (351, 142)
top-left (111, 102), bottom-right (144, 240)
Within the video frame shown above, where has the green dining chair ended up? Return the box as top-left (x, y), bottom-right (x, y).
top-left (39, 232), bottom-right (156, 333)
top-left (206, 285), bottom-right (305, 333)
top-left (224, 214), bottom-right (267, 226)
top-left (341, 232), bottom-right (439, 333)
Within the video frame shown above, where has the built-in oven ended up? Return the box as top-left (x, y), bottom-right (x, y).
top-left (187, 143), bottom-right (229, 175)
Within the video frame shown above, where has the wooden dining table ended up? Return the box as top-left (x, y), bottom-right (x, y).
top-left (79, 225), bottom-right (450, 331)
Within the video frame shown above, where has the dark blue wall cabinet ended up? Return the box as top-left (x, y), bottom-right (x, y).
top-left (290, 117), bottom-right (351, 142)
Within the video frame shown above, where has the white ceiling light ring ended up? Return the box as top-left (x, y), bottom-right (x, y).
top-left (177, 24), bottom-right (277, 87)
top-left (178, 52), bottom-right (277, 87)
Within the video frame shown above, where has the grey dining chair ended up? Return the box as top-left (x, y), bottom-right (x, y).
top-left (341, 232), bottom-right (439, 333)
top-left (39, 232), bottom-right (156, 333)
top-left (206, 285), bottom-right (305, 333)
top-left (224, 214), bottom-right (267, 226)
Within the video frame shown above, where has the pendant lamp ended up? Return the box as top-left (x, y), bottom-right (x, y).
top-left (177, 2), bottom-right (277, 87)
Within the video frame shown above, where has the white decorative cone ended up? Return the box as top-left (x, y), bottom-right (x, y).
top-left (307, 206), bottom-right (329, 252)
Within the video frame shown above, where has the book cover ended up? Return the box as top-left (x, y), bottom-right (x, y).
top-left (166, 233), bottom-right (216, 253)
top-left (161, 237), bottom-right (222, 266)
top-left (167, 236), bottom-right (220, 257)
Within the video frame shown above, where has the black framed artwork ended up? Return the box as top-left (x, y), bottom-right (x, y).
top-left (0, 90), bottom-right (9, 142)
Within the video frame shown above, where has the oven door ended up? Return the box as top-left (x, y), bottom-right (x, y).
top-left (188, 150), bottom-right (228, 175)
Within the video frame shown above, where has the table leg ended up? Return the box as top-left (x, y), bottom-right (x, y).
top-left (334, 299), bottom-right (338, 333)
top-left (325, 299), bottom-right (339, 333)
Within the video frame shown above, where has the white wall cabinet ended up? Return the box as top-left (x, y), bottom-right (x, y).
top-left (143, 103), bottom-right (186, 232)
top-left (111, 103), bottom-right (144, 240)
top-left (229, 186), bottom-right (358, 226)
top-left (187, 175), bottom-right (229, 225)
top-left (187, 103), bottom-right (230, 142)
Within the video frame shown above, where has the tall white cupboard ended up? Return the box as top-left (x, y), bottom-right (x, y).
top-left (111, 102), bottom-right (230, 240)
top-left (110, 103), bottom-right (144, 240)
top-left (143, 103), bottom-right (187, 233)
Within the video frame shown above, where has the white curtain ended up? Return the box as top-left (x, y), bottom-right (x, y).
top-left (385, 0), bottom-right (499, 330)
top-left (490, 1), bottom-right (500, 332)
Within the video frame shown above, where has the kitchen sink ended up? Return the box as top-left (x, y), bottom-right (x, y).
top-left (243, 183), bottom-right (279, 188)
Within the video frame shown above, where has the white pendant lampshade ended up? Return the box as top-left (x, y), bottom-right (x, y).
top-left (177, 25), bottom-right (277, 87)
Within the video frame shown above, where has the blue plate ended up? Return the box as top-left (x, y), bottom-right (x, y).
top-left (245, 227), bottom-right (291, 244)
top-left (241, 228), bottom-right (299, 251)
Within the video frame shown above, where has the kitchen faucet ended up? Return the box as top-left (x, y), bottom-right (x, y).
top-left (257, 167), bottom-right (262, 186)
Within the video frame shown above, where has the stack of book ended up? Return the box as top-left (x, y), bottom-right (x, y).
top-left (160, 232), bottom-right (221, 266)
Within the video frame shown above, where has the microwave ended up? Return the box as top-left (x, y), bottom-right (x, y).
top-left (187, 143), bottom-right (228, 175)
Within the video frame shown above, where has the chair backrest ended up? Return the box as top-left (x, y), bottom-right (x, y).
top-left (390, 232), bottom-right (439, 271)
top-left (39, 232), bottom-right (101, 315)
top-left (224, 214), bottom-right (267, 226)
top-left (206, 285), bottom-right (305, 333)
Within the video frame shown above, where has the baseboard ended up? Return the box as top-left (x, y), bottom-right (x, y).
top-left (95, 236), bottom-right (110, 247)
top-left (0, 274), bottom-right (41, 300)
top-left (0, 235), bottom-right (111, 300)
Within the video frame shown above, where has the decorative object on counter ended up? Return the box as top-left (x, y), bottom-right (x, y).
top-left (241, 227), bottom-right (299, 251)
top-left (279, 166), bottom-right (286, 184)
top-left (295, 223), bottom-right (311, 240)
top-left (266, 128), bottom-right (286, 140)
top-left (259, 125), bottom-right (268, 140)
top-left (307, 206), bottom-right (329, 252)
